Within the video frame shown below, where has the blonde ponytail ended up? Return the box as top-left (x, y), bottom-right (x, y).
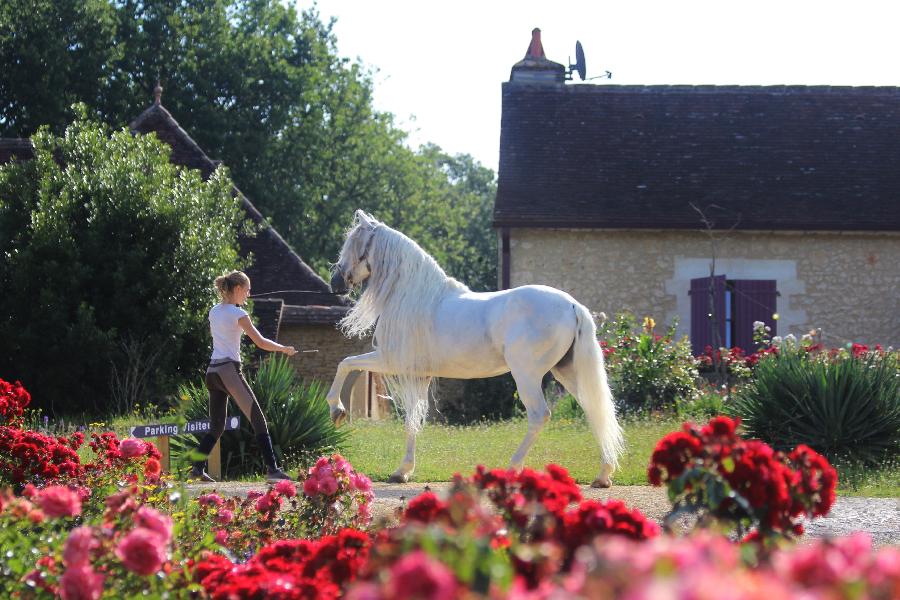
top-left (214, 271), bottom-right (250, 299)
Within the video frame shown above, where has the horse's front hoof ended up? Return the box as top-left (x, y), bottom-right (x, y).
top-left (330, 406), bottom-right (347, 426)
top-left (387, 472), bottom-right (409, 484)
top-left (590, 477), bottom-right (612, 489)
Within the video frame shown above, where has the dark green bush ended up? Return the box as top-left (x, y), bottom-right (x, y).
top-left (172, 355), bottom-right (347, 478)
top-left (433, 374), bottom-right (521, 425)
top-left (0, 113), bottom-right (245, 415)
top-left (730, 350), bottom-right (900, 464)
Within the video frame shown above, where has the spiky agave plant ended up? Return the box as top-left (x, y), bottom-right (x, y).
top-left (730, 350), bottom-right (900, 464)
top-left (171, 354), bottom-right (347, 478)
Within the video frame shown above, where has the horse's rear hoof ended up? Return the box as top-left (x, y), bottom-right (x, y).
top-left (591, 477), bottom-right (612, 489)
top-left (387, 473), bottom-right (409, 484)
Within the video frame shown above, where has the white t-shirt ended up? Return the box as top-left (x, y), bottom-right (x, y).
top-left (209, 303), bottom-right (249, 362)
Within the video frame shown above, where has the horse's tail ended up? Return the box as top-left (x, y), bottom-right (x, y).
top-left (571, 303), bottom-right (624, 470)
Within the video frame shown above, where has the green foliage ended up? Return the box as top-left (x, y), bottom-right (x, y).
top-left (0, 0), bottom-right (119, 135)
top-left (173, 355), bottom-right (347, 478)
top-left (1, 1), bottom-right (499, 291)
top-left (0, 114), bottom-right (245, 414)
top-left (675, 385), bottom-right (729, 421)
top-left (730, 350), bottom-right (900, 464)
top-left (437, 374), bottom-right (520, 424)
top-left (599, 313), bottom-right (701, 412)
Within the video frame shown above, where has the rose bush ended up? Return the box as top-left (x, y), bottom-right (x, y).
top-left (2, 378), bottom-right (897, 599)
top-left (596, 313), bottom-right (701, 412)
top-left (648, 415), bottom-right (837, 543)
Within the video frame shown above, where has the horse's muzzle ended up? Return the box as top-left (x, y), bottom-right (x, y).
top-left (330, 271), bottom-right (349, 295)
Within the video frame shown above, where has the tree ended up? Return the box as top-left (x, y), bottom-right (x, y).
top-left (0, 0), bottom-right (119, 135)
top-left (0, 113), bottom-right (246, 415)
top-left (1, 1), bottom-right (499, 290)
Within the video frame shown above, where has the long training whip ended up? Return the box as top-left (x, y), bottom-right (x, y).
top-left (246, 289), bottom-right (349, 354)
top-left (249, 289), bottom-right (340, 297)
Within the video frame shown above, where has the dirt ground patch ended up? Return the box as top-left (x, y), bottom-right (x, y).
top-left (185, 481), bottom-right (899, 546)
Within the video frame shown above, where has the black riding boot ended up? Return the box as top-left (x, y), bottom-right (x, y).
top-left (256, 433), bottom-right (293, 482)
top-left (190, 433), bottom-right (218, 482)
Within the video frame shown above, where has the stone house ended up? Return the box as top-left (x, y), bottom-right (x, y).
top-left (0, 91), bottom-right (384, 417)
top-left (494, 30), bottom-right (900, 352)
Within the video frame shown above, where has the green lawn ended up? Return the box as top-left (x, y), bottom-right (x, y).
top-left (83, 412), bottom-right (899, 496)
top-left (341, 417), bottom-right (677, 486)
top-left (340, 417), bottom-right (900, 497)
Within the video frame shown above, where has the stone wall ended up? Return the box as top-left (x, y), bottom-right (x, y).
top-left (277, 323), bottom-right (384, 418)
top-left (508, 228), bottom-right (900, 347)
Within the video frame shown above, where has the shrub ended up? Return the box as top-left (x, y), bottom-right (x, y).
top-left (173, 354), bottom-right (347, 478)
top-left (0, 113), bottom-right (246, 414)
top-left (675, 383), bottom-right (730, 421)
top-left (598, 313), bottom-right (700, 412)
top-left (435, 374), bottom-right (520, 424)
top-left (730, 347), bottom-right (900, 464)
top-left (648, 416), bottom-right (837, 543)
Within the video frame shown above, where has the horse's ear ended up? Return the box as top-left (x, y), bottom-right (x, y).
top-left (355, 209), bottom-right (377, 228)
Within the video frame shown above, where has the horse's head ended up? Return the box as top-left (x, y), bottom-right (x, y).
top-left (330, 209), bottom-right (380, 295)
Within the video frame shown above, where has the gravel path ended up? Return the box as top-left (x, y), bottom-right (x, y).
top-left (185, 481), bottom-right (899, 546)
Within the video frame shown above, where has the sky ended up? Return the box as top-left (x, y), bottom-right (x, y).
top-left (306, 0), bottom-right (900, 173)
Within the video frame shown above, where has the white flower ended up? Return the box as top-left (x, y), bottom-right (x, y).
top-left (784, 334), bottom-right (797, 348)
top-left (753, 321), bottom-right (766, 331)
top-left (771, 336), bottom-right (784, 347)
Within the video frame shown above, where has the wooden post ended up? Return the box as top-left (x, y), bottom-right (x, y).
top-left (207, 440), bottom-right (222, 480)
top-left (155, 436), bottom-right (171, 473)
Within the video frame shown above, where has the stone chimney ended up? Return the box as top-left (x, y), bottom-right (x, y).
top-left (509, 28), bottom-right (565, 84)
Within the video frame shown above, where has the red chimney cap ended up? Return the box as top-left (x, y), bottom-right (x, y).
top-left (526, 28), bottom-right (546, 59)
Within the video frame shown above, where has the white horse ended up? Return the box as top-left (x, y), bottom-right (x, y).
top-left (327, 210), bottom-right (623, 487)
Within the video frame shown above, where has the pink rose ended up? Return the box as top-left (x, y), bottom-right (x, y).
top-left (358, 502), bottom-right (372, 525)
top-left (318, 475), bottom-right (339, 496)
top-left (59, 564), bottom-right (104, 600)
top-left (303, 478), bottom-right (319, 497)
top-left (247, 490), bottom-right (265, 500)
top-left (351, 472), bottom-right (372, 493)
top-left (274, 479), bottom-right (297, 498)
top-left (315, 456), bottom-right (331, 469)
top-left (215, 529), bottom-right (229, 545)
top-left (255, 492), bottom-right (281, 513)
top-left (134, 506), bottom-right (173, 544)
top-left (333, 455), bottom-right (352, 474)
top-left (119, 438), bottom-right (147, 458)
top-left (115, 528), bottom-right (167, 575)
top-left (22, 483), bottom-right (37, 498)
top-left (198, 493), bottom-right (224, 507)
top-left (215, 509), bottom-right (234, 525)
top-left (36, 485), bottom-right (82, 518)
top-left (64, 527), bottom-right (98, 567)
top-left (28, 509), bottom-right (45, 524)
top-left (385, 551), bottom-right (458, 600)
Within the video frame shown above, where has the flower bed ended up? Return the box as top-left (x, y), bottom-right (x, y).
top-left (1, 377), bottom-right (898, 599)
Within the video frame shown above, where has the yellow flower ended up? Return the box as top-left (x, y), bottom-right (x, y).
top-left (642, 316), bottom-right (656, 331)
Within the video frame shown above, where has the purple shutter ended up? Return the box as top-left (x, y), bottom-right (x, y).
top-left (690, 275), bottom-right (726, 355)
top-left (732, 280), bottom-right (777, 352)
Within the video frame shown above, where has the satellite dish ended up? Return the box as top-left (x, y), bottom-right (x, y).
top-left (574, 41), bottom-right (586, 81)
top-left (567, 41), bottom-right (587, 81)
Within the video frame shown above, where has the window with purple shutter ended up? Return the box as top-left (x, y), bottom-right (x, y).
top-left (732, 280), bottom-right (777, 352)
top-left (690, 276), bottom-right (726, 355)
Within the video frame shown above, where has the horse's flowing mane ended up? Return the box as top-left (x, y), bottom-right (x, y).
top-left (340, 214), bottom-right (468, 430)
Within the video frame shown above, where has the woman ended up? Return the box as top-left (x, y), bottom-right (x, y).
top-left (191, 270), bottom-right (297, 482)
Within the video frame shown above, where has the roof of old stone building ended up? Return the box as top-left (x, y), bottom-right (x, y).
top-left (127, 100), bottom-right (347, 312)
top-left (495, 83), bottom-right (900, 231)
